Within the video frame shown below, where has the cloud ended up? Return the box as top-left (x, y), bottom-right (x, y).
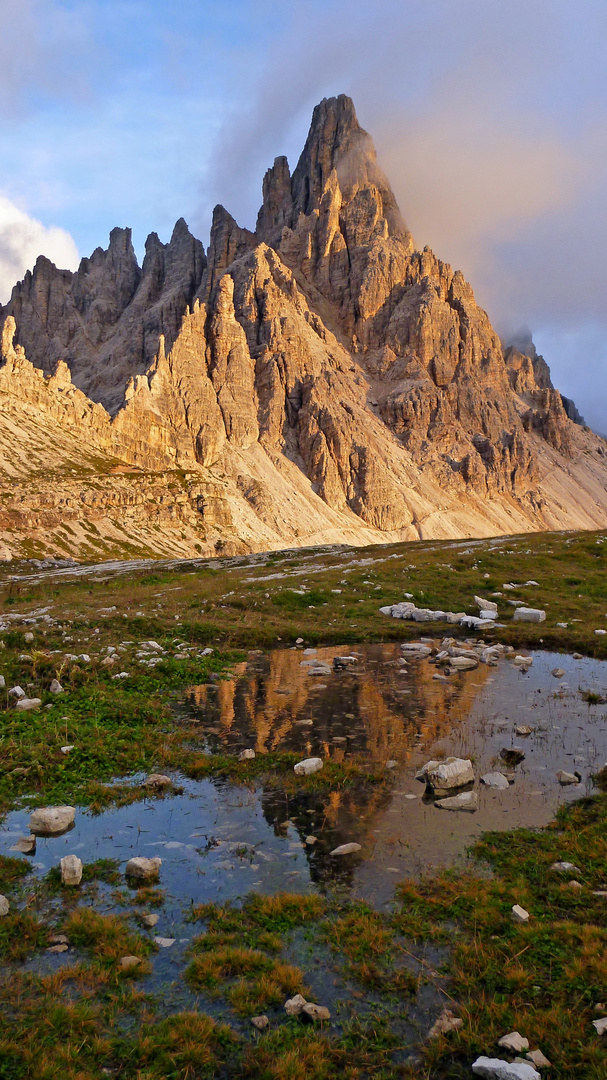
top-left (0, 195), bottom-right (79, 304)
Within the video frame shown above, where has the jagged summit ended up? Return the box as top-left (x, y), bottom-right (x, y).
top-left (0, 94), bottom-right (606, 560)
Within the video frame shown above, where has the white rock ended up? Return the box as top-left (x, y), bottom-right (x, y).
top-left (302, 1002), bottom-right (331, 1021)
top-left (593, 1017), bottom-right (607, 1035)
top-left (251, 1014), bottom-right (270, 1030)
top-left (472, 1057), bottom-right (540, 1079)
top-left (49, 679), bottom-right (63, 694)
top-left (424, 757), bottom-right (475, 793)
top-left (0, 895), bottom-right (9, 916)
top-left (595, 630), bottom-right (607, 635)
top-left (498, 1032), bottom-right (529, 1052)
top-left (154, 937), bottom-right (175, 948)
top-left (481, 772), bottom-right (510, 790)
top-left (550, 861), bottom-right (580, 873)
top-left (24, 631), bottom-right (34, 643)
top-left (513, 608), bottom-right (545, 623)
top-left (449, 656), bottom-right (479, 671)
top-left (0, 675), bottom-right (4, 689)
top-left (285, 993), bottom-right (307, 1016)
top-left (511, 904), bottom-right (530, 923)
top-left (15, 697), bottom-right (42, 711)
top-left (238, 749), bottom-right (256, 761)
top-left (525, 1049), bottom-right (551, 1069)
top-left (10, 835), bottom-right (36, 854)
top-left (551, 668), bottom-right (565, 678)
top-left (513, 655), bottom-right (533, 667)
top-left (29, 806), bottom-right (76, 835)
top-left (435, 791), bottom-right (478, 812)
top-left (294, 757), bottom-right (323, 776)
top-left (330, 843), bottom-right (362, 855)
top-left (556, 770), bottom-right (581, 785)
top-left (475, 596), bottom-right (498, 613)
top-left (60, 855), bottom-right (83, 886)
top-left (125, 856), bottom-right (162, 880)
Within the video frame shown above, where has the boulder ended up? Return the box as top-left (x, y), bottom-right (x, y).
top-left (294, 757), bottom-right (323, 776)
top-left (513, 608), bottom-right (545, 623)
top-left (472, 1058), bottom-right (540, 1079)
top-left (60, 855), bottom-right (83, 886)
top-left (125, 856), bottom-right (161, 881)
top-left (29, 806), bottom-right (76, 836)
top-left (422, 757), bottom-right (474, 794)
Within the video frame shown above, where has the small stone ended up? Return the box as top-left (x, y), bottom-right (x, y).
top-left (385, 760), bottom-right (398, 769)
top-left (550, 861), bottom-right (580, 873)
top-left (49, 679), bottom-right (63, 694)
top-left (60, 745), bottom-right (75, 754)
top-left (295, 638), bottom-right (304, 645)
top-left (567, 879), bottom-right (583, 891)
top-left (10, 835), bottom-right (36, 854)
top-left (305, 836), bottom-right (317, 845)
top-left (29, 806), bottom-right (76, 836)
top-left (0, 895), bottom-right (9, 916)
top-left (142, 773), bottom-right (172, 789)
top-left (60, 855), bottom-right (83, 886)
top-left (498, 1032), bottom-right (529, 1053)
top-left (472, 1057), bottom-right (540, 1079)
top-left (435, 791), bottom-right (478, 812)
top-left (551, 668), bottom-right (565, 678)
top-left (154, 936), bottom-right (175, 948)
top-left (515, 725), bottom-right (533, 736)
top-left (125, 856), bottom-right (161, 881)
top-left (48, 934), bottom-right (69, 945)
top-left (511, 904), bottom-right (530, 923)
top-left (593, 1017), bottom-right (607, 1035)
top-left (251, 1015), bottom-right (269, 1030)
top-left (302, 1002), bottom-right (331, 1022)
top-left (47, 943), bottom-right (69, 954)
top-left (330, 842), bottom-right (362, 855)
top-left (422, 756), bottom-right (475, 793)
top-left (526, 1049), bottom-right (551, 1069)
top-left (556, 770), bottom-right (581, 784)
top-left (24, 632), bottom-right (34, 643)
top-left (513, 655), bottom-right (533, 667)
top-left (8, 686), bottom-right (25, 699)
top-left (119, 955), bottom-right (142, 971)
top-left (500, 747), bottom-right (525, 765)
top-left (294, 757), bottom-right (323, 776)
top-left (481, 772), bottom-right (510, 790)
top-left (238, 749), bottom-right (256, 761)
top-left (15, 697), bottom-right (42, 711)
top-left (428, 1007), bottom-right (464, 1038)
top-left (285, 993), bottom-right (307, 1016)
top-left (573, 652), bottom-right (583, 659)
top-left (139, 913), bottom-right (159, 928)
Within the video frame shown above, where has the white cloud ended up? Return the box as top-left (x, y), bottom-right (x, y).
top-left (0, 194), bottom-right (79, 304)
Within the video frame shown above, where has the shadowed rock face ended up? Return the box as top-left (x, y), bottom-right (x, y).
top-left (5, 219), bottom-right (206, 414)
top-left (0, 94), bottom-right (606, 560)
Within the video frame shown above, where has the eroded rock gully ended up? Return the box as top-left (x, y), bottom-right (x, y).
top-left (1, 94), bottom-right (606, 560)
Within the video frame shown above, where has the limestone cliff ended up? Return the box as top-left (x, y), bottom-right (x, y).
top-left (0, 95), bottom-right (606, 562)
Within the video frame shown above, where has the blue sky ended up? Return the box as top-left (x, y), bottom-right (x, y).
top-left (1, 0), bottom-right (607, 431)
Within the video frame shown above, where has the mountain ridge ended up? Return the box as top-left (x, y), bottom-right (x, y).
top-left (0, 94), bottom-right (606, 562)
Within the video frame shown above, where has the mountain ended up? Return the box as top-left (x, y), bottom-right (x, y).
top-left (1, 94), bottom-right (606, 561)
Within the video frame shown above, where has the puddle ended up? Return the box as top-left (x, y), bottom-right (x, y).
top-left (2, 643), bottom-right (607, 958)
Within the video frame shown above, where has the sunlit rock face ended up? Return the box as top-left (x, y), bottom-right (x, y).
top-left (1, 94), bottom-right (606, 561)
